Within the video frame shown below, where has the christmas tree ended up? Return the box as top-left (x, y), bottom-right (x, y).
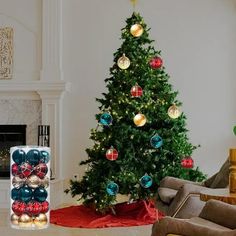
top-left (66, 12), bottom-right (206, 212)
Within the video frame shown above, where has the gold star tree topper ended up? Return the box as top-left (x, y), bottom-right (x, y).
top-left (130, 0), bottom-right (138, 7)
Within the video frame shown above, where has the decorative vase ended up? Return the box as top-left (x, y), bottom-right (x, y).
top-left (229, 148), bottom-right (236, 194)
top-left (10, 146), bottom-right (50, 230)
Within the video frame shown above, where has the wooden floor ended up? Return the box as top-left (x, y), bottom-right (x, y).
top-left (1, 209), bottom-right (153, 236)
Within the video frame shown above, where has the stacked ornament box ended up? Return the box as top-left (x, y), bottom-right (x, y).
top-left (10, 146), bottom-right (50, 229)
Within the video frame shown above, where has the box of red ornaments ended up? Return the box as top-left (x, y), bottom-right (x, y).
top-left (10, 146), bottom-right (50, 229)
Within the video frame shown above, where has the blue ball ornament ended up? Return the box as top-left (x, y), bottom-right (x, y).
top-left (99, 113), bottom-right (113, 126)
top-left (11, 188), bottom-right (20, 201)
top-left (106, 182), bottom-right (119, 196)
top-left (150, 134), bottom-right (163, 148)
top-left (26, 149), bottom-right (40, 166)
top-left (12, 149), bottom-right (26, 165)
top-left (18, 187), bottom-right (33, 202)
top-left (40, 150), bottom-right (50, 163)
top-left (34, 187), bottom-right (48, 202)
top-left (140, 174), bottom-right (153, 188)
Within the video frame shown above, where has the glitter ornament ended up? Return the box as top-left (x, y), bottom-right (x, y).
top-left (12, 201), bottom-right (26, 216)
top-left (34, 163), bottom-right (48, 179)
top-left (106, 147), bottom-right (118, 161)
top-left (26, 201), bottom-right (42, 216)
top-left (26, 149), bottom-right (40, 166)
top-left (10, 213), bottom-right (19, 225)
top-left (130, 23), bottom-right (144, 37)
top-left (40, 150), bottom-right (50, 164)
top-left (130, 84), bottom-right (143, 97)
top-left (99, 113), bottom-right (113, 126)
top-left (168, 104), bottom-right (181, 119)
top-left (19, 162), bottom-right (33, 178)
top-left (26, 175), bottom-right (41, 189)
top-left (41, 201), bottom-right (49, 213)
top-left (18, 187), bottom-right (33, 202)
top-left (150, 134), bottom-right (163, 148)
top-left (117, 54), bottom-right (130, 70)
top-left (140, 174), bottom-right (153, 188)
top-left (133, 113), bottom-right (147, 127)
top-left (12, 149), bottom-right (26, 165)
top-left (12, 176), bottom-right (25, 189)
top-left (11, 188), bottom-right (20, 201)
top-left (106, 182), bottom-right (119, 196)
top-left (181, 157), bottom-right (194, 168)
top-left (149, 56), bottom-right (163, 69)
top-left (34, 187), bottom-right (48, 202)
top-left (40, 176), bottom-right (49, 188)
top-left (11, 163), bottom-right (20, 176)
top-left (34, 213), bottom-right (48, 228)
top-left (18, 214), bottom-right (32, 227)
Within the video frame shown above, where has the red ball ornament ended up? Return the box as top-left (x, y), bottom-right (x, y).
top-left (181, 157), bottom-right (194, 168)
top-left (12, 200), bottom-right (27, 216)
top-left (130, 84), bottom-right (143, 98)
top-left (11, 163), bottom-right (19, 176)
top-left (149, 56), bottom-right (163, 69)
top-left (26, 201), bottom-right (42, 216)
top-left (19, 162), bottom-right (33, 178)
top-left (41, 201), bottom-right (49, 213)
top-left (106, 147), bottom-right (118, 161)
top-left (34, 163), bottom-right (48, 179)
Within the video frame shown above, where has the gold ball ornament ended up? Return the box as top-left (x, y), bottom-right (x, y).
top-left (11, 213), bottom-right (19, 225)
top-left (168, 104), bottom-right (181, 119)
top-left (117, 54), bottom-right (130, 70)
top-left (130, 24), bottom-right (144, 37)
top-left (40, 176), bottom-right (49, 188)
top-left (34, 213), bottom-right (48, 228)
top-left (18, 214), bottom-right (32, 227)
top-left (26, 175), bottom-right (41, 189)
top-left (12, 176), bottom-right (25, 189)
top-left (133, 113), bottom-right (147, 127)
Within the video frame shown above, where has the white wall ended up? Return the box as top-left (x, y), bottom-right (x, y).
top-left (61, 0), bottom-right (236, 181)
top-left (0, 0), bottom-right (42, 80)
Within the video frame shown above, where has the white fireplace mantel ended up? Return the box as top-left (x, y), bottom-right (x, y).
top-left (0, 79), bottom-right (70, 181)
top-left (0, 80), bottom-right (70, 95)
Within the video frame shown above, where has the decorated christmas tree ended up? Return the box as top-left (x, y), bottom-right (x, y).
top-left (66, 12), bottom-right (206, 212)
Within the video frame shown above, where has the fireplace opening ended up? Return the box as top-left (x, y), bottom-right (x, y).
top-left (0, 125), bottom-right (26, 178)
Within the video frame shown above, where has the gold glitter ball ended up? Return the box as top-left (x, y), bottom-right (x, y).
top-left (117, 54), bottom-right (130, 70)
top-left (18, 214), bottom-right (32, 228)
top-left (34, 213), bottom-right (48, 228)
top-left (130, 24), bottom-right (144, 37)
top-left (168, 104), bottom-right (181, 119)
top-left (133, 113), bottom-right (147, 127)
top-left (10, 213), bottom-right (19, 226)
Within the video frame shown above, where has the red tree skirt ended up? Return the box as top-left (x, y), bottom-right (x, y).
top-left (50, 200), bottom-right (164, 228)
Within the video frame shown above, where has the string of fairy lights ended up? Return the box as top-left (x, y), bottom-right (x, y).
top-left (96, 18), bottom-right (186, 197)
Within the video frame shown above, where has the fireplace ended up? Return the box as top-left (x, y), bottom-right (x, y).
top-left (0, 125), bottom-right (26, 178)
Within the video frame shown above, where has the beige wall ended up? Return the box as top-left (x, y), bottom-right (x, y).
top-left (61, 0), bottom-right (236, 180)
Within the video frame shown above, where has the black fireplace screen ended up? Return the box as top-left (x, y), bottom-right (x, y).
top-left (0, 125), bottom-right (26, 178)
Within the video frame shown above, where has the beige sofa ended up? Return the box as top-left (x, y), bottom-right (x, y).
top-left (156, 158), bottom-right (229, 218)
top-left (152, 199), bottom-right (236, 236)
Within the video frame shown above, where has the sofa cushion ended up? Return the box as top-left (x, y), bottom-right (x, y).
top-left (210, 159), bottom-right (229, 188)
top-left (204, 158), bottom-right (229, 188)
top-left (189, 217), bottom-right (230, 231)
top-left (199, 199), bottom-right (236, 229)
top-left (158, 187), bottom-right (177, 204)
